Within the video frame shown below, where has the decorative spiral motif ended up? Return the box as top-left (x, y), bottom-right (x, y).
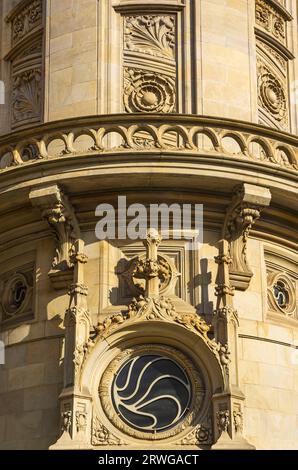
top-left (112, 355), bottom-right (191, 432)
top-left (258, 68), bottom-right (286, 122)
top-left (124, 68), bottom-right (175, 113)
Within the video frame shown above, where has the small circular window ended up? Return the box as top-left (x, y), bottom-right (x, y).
top-left (112, 354), bottom-right (191, 432)
top-left (273, 281), bottom-right (289, 309)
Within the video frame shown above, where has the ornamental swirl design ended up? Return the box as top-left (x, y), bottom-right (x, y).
top-left (112, 354), bottom-right (191, 432)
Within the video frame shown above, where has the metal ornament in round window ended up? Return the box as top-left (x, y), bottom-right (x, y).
top-left (112, 355), bottom-right (191, 432)
top-left (99, 345), bottom-right (207, 441)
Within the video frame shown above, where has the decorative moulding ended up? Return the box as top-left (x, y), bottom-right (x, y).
top-left (113, 1), bottom-right (185, 14)
top-left (255, 28), bottom-right (294, 61)
top-left (4, 27), bottom-right (43, 62)
top-left (264, 0), bottom-right (293, 21)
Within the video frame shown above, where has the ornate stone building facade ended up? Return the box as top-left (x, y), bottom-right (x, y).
top-left (0, 0), bottom-right (297, 450)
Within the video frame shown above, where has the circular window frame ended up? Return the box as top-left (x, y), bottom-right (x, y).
top-left (99, 344), bottom-right (207, 441)
top-left (268, 272), bottom-right (296, 316)
top-left (2, 273), bottom-right (31, 317)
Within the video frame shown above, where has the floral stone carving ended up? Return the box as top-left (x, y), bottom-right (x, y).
top-left (12, 69), bottom-right (42, 126)
top-left (12, 0), bottom-right (43, 45)
top-left (258, 62), bottom-right (287, 124)
top-left (124, 15), bottom-right (175, 60)
top-left (124, 68), bottom-right (176, 113)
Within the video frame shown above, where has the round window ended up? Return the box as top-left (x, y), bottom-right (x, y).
top-left (99, 345), bottom-right (206, 440)
top-left (112, 354), bottom-right (191, 432)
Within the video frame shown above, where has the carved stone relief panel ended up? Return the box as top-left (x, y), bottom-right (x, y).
top-left (98, 238), bottom-right (199, 317)
top-left (255, 1), bottom-right (293, 130)
top-left (255, 0), bottom-right (287, 45)
top-left (257, 57), bottom-right (288, 128)
top-left (122, 14), bottom-right (177, 114)
top-left (11, 0), bottom-right (43, 46)
top-left (6, 0), bottom-right (44, 129)
top-left (0, 261), bottom-right (35, 327)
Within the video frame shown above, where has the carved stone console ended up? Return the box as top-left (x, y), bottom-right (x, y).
top-left (223, 183), bottom-right (271, 291)
top-left (29, 184), bottom-right (80, 290)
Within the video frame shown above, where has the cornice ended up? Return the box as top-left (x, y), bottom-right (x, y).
top-left (264, 0), bottom-right (293, 22)
top-left (5, 0), bottom-right (33, 22)
top-left (3, 26), bottom-right (43, 61)
top-left (113, 0), bottom-right (185, 14)
top-left (255, 27), bottom-right (295, 61)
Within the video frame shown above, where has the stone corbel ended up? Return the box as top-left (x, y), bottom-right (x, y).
top-left (223, 183), bottom-right (271, 291)
top-left (29, 184), bottom-right (80, 289)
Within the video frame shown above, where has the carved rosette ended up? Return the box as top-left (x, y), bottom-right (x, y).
top-left (92, 417), bottom-right (124, 446)
top-left (124, 68), bottom-right (175, 113)
top-left (258, 62), bottom-right (287, 124)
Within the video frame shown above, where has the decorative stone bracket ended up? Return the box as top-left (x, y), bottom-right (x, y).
top-left (223, 183), bottom-right (271, 290)
top-left (29, 184), bottom-right (80, 289)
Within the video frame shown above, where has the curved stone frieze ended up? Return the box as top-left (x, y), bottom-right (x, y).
top-left (0, 116), bottom-right (297, 172)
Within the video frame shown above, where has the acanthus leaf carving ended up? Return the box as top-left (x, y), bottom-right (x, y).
top-left (12, 69), bottom-right (42, 126)
top-left (124, 15), bottom-right (175, 60)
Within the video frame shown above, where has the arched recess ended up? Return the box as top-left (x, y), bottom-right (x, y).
top-left (80, 320), bottom-right (225, 448)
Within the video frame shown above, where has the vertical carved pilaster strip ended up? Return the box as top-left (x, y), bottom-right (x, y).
top-left (212, 184), bottom-right (270, 449)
